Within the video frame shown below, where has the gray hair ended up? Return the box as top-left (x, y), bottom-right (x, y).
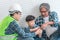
top-left (39, 3), bottom-right (50, 12)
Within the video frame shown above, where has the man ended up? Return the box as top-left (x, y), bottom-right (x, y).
top-left (35, 3), bottom-right (58, 40)
top-left (0, 4), bottom-right (40, 40)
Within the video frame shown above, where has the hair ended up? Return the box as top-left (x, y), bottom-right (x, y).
top-left (10, 11), bottom-right (20, 16)
top-left (39, 3), bottom-right (50, 12)
top-left (26, 15), bottom-right (35, 22)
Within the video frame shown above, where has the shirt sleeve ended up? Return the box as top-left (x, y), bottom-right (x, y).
top-left (12, 21), bottom-right (36, 37)
top-left (52, 12), bottom-right (58, 23)
top-left (51, 11), bottom-right (58, 27)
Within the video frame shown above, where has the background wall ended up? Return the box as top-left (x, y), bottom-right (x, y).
top-left (0, 0), bottom-right (60, 27)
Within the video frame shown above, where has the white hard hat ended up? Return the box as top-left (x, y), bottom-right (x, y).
top-left (9, 3), bottom-right (22, 14)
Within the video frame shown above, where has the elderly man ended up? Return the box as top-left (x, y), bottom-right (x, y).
top-left (35, 3), bottom-right (59, 40)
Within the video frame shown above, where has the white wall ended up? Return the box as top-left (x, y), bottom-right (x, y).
top-left (0, 0), bottom-right (60, 27)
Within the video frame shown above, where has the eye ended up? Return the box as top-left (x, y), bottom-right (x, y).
top-left (40, 11), bottom-right (47, 13)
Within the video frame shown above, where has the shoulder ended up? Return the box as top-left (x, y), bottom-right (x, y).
top-left (49, 11), bottom-right (57, 15)
top-left (36, 16), bottom-right (42, 21)
top-left (9, 20), bottom-right (20, 28)
top-left (24, 27), bottom-right (30, 32)
top-left (10, 20), bottom-right (18, 25)
top-left (24, 27), bottom-right (29, 29)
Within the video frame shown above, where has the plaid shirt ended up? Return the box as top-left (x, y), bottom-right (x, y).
top-left (35, 11), bottom-right (58, 38)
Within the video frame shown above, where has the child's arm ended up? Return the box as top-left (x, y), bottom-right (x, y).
top-left (36, 28), bottom-right (43, 38)
top-left (30, 27), bottom-right (40, 32)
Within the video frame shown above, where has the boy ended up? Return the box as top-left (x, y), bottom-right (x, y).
top-left (24, 15), bottom-right (45, 40)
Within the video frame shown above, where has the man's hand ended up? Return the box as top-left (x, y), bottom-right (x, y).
top-left (41, 23), bottom-right (48, 30)
top-left (47, 21), bottom-right (54, 25)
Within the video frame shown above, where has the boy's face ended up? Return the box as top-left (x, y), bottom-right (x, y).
top-left (27, 20), bottom-right (35, 28)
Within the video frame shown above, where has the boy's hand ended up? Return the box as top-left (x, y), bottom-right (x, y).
top-left (35, 28), bottom-right (42, 35)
